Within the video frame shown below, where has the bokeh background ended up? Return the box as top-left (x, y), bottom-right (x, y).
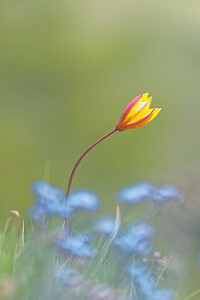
top-left (0, 0), bottom-right (200, 295)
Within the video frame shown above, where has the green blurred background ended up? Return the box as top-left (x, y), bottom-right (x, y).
top-left (0, 0), bottom-right (200, 294)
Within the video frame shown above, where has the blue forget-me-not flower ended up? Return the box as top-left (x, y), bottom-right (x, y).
top-left (57, 233), bottom-right (97, 258)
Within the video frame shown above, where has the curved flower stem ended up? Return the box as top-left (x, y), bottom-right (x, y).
top-left (66, 128), bottom-right (117, 198)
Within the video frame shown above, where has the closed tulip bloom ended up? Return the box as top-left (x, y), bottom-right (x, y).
top-left (116, 93), bottom-right (161, 131)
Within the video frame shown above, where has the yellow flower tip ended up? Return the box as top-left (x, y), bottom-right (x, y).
top-left (10, 210), bottom-right (20, 217)
top-left (116, 93), bottom-right (161, 131)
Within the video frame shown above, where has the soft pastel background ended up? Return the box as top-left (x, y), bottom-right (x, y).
top-left (0, 0), bottom-right (200, 295)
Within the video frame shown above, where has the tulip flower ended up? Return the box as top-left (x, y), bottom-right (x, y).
top-left (116, 92), bottom-right (161, 131)
top-left (66, 93), bottom-right (161, 197)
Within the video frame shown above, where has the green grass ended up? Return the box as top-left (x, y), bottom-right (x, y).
top-left (0, 217), bottom-right (199, 300)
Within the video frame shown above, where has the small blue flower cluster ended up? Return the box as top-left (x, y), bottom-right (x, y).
top-left (27, 180), bottom-right (178, 299)
top-left (57, 233), bottom-right (97, 258)
top-left (118, 182), bottom-right (181, 205)
top-left (114, 222), bottom-right (154, 256)
top-left (93, 216), bottom-right (117, 236)
top-left (126, 260), bottom-right (174, 300)
top-left (27, 180), bottom-right (100, 221)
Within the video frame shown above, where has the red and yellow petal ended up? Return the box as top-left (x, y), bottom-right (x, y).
top-left (116, 93), bottom-right (161, 131)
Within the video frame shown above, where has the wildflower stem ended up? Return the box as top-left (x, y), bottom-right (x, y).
top-left (66, 128), bottom-right (117, 198)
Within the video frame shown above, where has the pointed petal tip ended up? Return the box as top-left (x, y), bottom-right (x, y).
top-left (143, 92), bottom-right (150, 97)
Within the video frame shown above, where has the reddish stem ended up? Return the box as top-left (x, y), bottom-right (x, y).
top-left (66, 128), bottom-right (117, 198)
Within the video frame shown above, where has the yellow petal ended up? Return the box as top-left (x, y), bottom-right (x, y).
top-left (119, 100), bottom-right (148, 127)
top-left (127, 100), bottom-right (152, 124)
top-left (146, 108), bottom-right (161, 123)
top-left (132, 108), bottom-right (161, 128)
top-left (147, 96), bottom-right (152, 107)
top-left (128, 95), bottom-right (152, 124)
top-left (129, 100), bottom-right (149, 117)
top-left (139, 92), bottom-right (149, 103)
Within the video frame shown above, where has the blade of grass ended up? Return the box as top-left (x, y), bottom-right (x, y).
top-left (20, 220), bottom-right (25, 250)
top-left (183, 288), bottom-right (200, 300)
top-left (154, 252), bottom-right (174, 289)
top-left (0, 217), bottom-right (11, 253)
top-left (90, 204), bottom-right (121, 278)
top-left (99, 203), bottom-right (121, 256)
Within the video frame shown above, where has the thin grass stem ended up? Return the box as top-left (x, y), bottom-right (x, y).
top-left (183, 288), bottom-right (200, 300)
